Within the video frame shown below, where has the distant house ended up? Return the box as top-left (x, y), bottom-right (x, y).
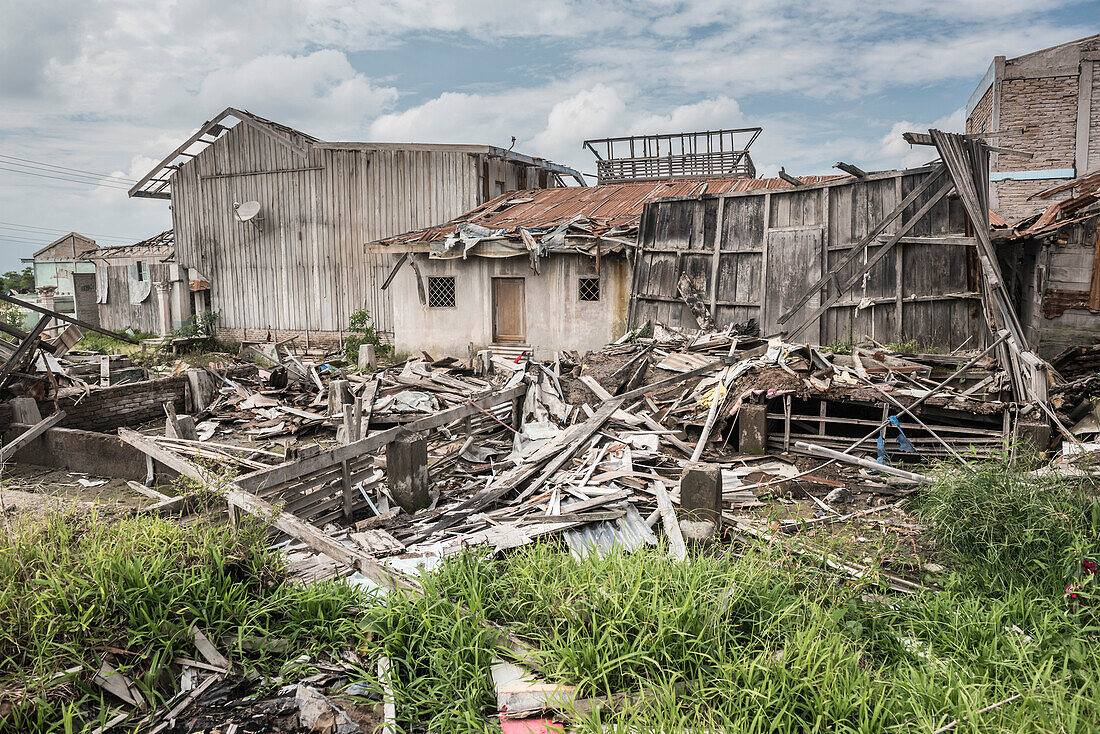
top-left (128, 107), bottom-right (583, 348)
top-left (376, 163), bottom-right (837, 359)
top-left (966, 33), bottom-right (1100, 223)
top-left (79, 230), bottom-right (197, 335)
top-left (28, 232), bottom-right (99, 316)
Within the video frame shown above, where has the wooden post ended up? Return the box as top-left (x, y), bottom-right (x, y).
top-left (386, 433), bottom-right (429, 513)
top-left (340, 459), bottom-right (354, 519)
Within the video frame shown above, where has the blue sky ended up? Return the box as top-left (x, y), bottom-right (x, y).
top-left (0, 1), bottom-right (1097, 271)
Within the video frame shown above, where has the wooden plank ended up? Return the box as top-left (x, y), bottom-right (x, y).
top-left (235, 384), bottom-right (526, 494)
top-left (653, 480), bottom-right (687, 561)
top-left (777, 167), bottom-right (945, 326)
top-left (0, 410), bottom-right (65, 462)
top-left (0, 292), bottom-right (138, 344)
top-left (117, 428), bottom-right (413, 592)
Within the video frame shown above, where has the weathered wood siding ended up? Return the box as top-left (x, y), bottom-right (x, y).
top-left (632, 169), bottom-right (984, 350)
top-left (170, 124), bottom-right (547, 346)
top-left (1013, 218), bottom-right (1100, 358)
top-left (97, 263), bottom-right (170, 334)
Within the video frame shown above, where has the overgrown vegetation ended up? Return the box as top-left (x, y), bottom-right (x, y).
top-left (2, 456), bottom-right (1097, 732)
top-left (169, 310), bottom-right (219, 339)
top-left (0, 267), bottom-right (35, 294)
top-left (344, 308), bottom-right (389, 365)
top-left (0, 509), bottom-right (365, 732)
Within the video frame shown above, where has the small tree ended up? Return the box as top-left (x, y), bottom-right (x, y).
top-left (345, 309), bottom-right (388, 365)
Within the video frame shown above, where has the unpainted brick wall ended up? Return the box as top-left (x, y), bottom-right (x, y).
top-left (993, 179), bottom-right (1073, 225)
top-left (967, 87), bottom-right (993, 136)
top-left (998, 75), bottom-right (1079, 170)
top-left (38, 375), bottom-right (188, 432)
top-left (1090, 60), bottom-right (1100, 171)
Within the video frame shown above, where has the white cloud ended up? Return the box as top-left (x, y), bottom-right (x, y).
top-left (197, 50), bottom-right (399, 138)
top-left (878, 108), bottom-right (966, 168)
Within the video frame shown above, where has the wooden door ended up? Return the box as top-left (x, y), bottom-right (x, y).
top-left (764, 228), bottom-right (823, 343)
top-left (492, 277), bottom-right (526, 343)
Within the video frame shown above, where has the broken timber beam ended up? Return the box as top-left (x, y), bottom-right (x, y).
top-left (0, 410), bottom-right (66, 462)
top-left (0, 293), bottom-right (139, 344)
top-left (794, 441), bottom-right (934, 484)
top-left (116, 428), bottom-right (415, 592)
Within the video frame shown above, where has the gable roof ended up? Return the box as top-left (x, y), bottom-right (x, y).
top-left (129, 107), bottom-right (317, 199)
top-left (129, 107), bottom-right (586, 200)
top-left (33, 232), bottom-right (97, 259)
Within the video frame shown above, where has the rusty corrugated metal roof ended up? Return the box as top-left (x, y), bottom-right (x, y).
top-left (380, 175), bottom-right (846, 245)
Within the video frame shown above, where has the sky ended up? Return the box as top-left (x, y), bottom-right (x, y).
top-left (0, 1), bottom-right (1097, 271)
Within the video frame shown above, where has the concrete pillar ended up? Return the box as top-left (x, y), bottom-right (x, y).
top-left (327, 379), bottom-right (352, 417)
top-left (1016, 421), bottom-right (1052, 456)
top-left (386, 432), bottom-right (430, 513)
top-left (738, 403), bottom-right (768, 454)
top-left (168, 265), bottom-right (192, 330)
top-left (165, 414), bottom-right (198, 441)
top-left (679, 462), bottom-right (722, 526)
top-left (153, 281), bottom-right (172, 335)
top-left (186, 369), bottom-right (215, 412)
top-left (357, 344), bottom-right (377, 372)
top-left (10, 397), bottom-right (42, 425)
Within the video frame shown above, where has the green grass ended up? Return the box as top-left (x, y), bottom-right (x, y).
top-left (0, 510), bottom-right (366, 732)
top-left (2, 455), bottom-right (1098, 732)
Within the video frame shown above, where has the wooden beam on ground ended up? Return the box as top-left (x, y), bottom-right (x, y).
top-left (234, 383), bottom-right (527, 494)
top-left (653, 480), bottom-right (687, 561)
top-left (0, 410), bottom-right (65, 462)
top-left (0, 315), bottom-right (51, 390)
top-left (0, 293), bottom-right (138, 344)
top-left (117, 427), bottom-right (416, 592)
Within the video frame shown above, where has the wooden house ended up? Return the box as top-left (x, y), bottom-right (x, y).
top-left (128, 107), bottom-right (583, 347)
top-left (630, 166), bottom-right (987, 351)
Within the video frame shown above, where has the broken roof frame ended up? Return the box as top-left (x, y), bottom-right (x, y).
top-left (582, 128), bottom-right (762, 184)
top-left (130, 107), bottom-right (587, 200)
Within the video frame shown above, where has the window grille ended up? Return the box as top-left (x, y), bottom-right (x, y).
top-left (427, 276), bottom-right (456, 308)
top-left (578, 277), bottom-right (600, 302)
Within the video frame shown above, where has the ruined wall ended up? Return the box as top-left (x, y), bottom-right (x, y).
top-left (38, 375), bottom-right (189, 432)
top-left (1028, 219), bottom-right (1100, 359)
top-left (390, 253), bottom-right (630, 360)
top-left (1091, 60), bottom-right (1100, 171)
top-left (992, 180), bottom-right (1074, 225)
top-left (967, 87), bottom-right (993, 136)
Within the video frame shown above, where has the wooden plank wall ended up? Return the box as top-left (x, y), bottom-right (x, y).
top-left (98, 263), bottom-right (169, 334)
top-left (170, 124), bottom-right (546, 344)
top-left (631, 170), bottom-right (984, 350)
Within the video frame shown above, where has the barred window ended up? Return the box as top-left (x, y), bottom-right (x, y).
top-left (578, 277), bottom-right (600, 302)
top-left (427, 276), bottom-right (456, 308)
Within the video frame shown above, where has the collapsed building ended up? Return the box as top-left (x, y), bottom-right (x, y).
top-left (127, 107), bottom-right (584, 348)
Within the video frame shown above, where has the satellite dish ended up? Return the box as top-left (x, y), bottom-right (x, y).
top-left (234, 200), bottom-right (262, 223)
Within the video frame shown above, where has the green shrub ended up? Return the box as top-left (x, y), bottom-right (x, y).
top-left (344, 309), bottom-right (389, 366)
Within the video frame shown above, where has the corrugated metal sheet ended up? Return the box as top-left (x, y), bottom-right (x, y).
top-left (562, 503), bottom-right (657, 559)
top-left (381, 175), bottom-right (847, 245)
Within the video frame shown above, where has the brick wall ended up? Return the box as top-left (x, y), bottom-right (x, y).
top-left (1090, 61), bottom-right (1100, 172)
top-left (997, 75), bottom-right (1079, 171)
top-left (216, 327), bottom-right (394, 350)
top-left (993, 179), bottom-right (1073, 225)
top-left (38, 375), bottom-right (189, 432)
top-left (967, 87), bottom-right (993, 135)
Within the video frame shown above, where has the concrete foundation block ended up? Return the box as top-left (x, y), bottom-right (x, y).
top-left (357, 344), bottom-right (377, 372)
top-left (1017, 421), bottom-right (1052, 455)
top-left (680, 462), bottom-right (722, 527)
top-left (10, 397), bottom-right (42, 425)
top-left (738, 403), bottom-right (768, 454)
top-left (327, 379), bottom-right (352, 417)
top-left (386, 432), bottom-right (430, 514)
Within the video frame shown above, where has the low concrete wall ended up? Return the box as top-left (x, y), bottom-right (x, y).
top-left (5, 424), bottom-right (148, 480)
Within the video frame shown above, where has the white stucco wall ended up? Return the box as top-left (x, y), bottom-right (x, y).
top-left (390, 252), bottom-right (630, 359)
